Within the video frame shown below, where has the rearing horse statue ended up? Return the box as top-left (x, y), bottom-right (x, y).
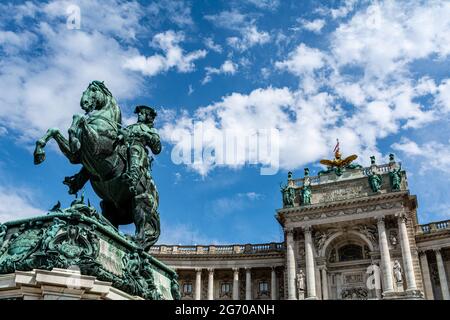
top-left (33, 81), bottom-right (161, 250)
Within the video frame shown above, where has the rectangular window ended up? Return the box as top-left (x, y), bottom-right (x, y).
top-left (259, 281), bottom-right (269, 293)
top-left (183, 282), bottom-right (192, 294)
top-left (221, 282), bottom-right (231, 294)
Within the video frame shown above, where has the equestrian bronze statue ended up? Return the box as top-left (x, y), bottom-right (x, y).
top-left (33, 81), bottom-right (161, 250)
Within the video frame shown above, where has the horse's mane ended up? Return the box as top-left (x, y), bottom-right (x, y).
top-left (90, 80), bottom-right (113, 97)
top-left (89, 80), bottom-right (122, 125)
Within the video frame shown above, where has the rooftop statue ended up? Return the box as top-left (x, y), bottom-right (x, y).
top-left (33, 81), bottom-right (161, 250)
top-left (319, 139), bottom-right (362, 176)
top-left (281, 171), bottom-right (296, 207)
top-left (300, 167), bottom-right (311, 205)
top-left (388, 153), bottom-right (402, 191)
top-left (367, 156), bottom-right (383, 193)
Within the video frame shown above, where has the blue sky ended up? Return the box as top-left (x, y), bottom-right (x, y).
top-left (0, 0), bottom-right (449, 245)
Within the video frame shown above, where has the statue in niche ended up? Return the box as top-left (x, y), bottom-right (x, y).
top-left (389, 233), bottom-right (398, 247)
top-left (301, 168), bottom-right (311, 205)
top-left (367, 156), bottom-right (382, 192)
top-left (296, 269), bottom-right (305, 299)
top-left (388, 154), bottom-right (402, 191)
top-left (358, 225), bottom-right (377, 247)
top-left (314, 230), bottom-right (331, 253)
top-left (393, 260), bottom-right (403, 284)
top-left (329, 249), bottom-right (336, 263)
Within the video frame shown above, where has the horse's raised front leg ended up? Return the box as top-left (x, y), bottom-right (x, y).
top-left (34, 128), bottom-right (79, 165)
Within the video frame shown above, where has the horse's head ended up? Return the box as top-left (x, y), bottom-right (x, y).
top-left (80, 80), bottom-right (113, 113)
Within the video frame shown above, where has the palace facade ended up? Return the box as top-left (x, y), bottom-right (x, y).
top-left (151, 155), bottom-right (450, 300)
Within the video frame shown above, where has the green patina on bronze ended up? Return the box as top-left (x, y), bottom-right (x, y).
top-left (33, 81), bottom-right (160, 250)
top-left (280, 171), bottom-right (295, 207)
top-left (0, 80), bottom-right (180, 299)
top-left (367, 156), bottom-right (383, 193)
top-left (300, 168), bottom-right (311, 205)
top-left (388, 153), bottom-right (402, 191)
top-left (0, 199), bottom-right (180, 300)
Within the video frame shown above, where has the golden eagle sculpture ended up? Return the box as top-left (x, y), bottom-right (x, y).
top-left (318, 140), bottom-right (362, 176)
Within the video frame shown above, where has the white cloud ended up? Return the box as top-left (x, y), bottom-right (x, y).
top-left (0, 0), bottom-right (174, 142)
top-left (204, 37), bottom-right (222, 53)
top-left (146, 0), bottom-right (194, 27)
top-left (0, 29), bottom-right (142, 142)
top-left (202, 60), bottom-right (238, 84)
top-left (160, 2), bottom-right (450, 177)
top-left (392, 138), bottom-right (450, 174)
top-left (204, 10), bottom-right (247, 30)
top-left (300, 19), bottom-right (326, 33)
top-left (331, 1), bottom-right (450, 80)
top-left (0, 127), bottom-right (7, 137)
top-left (161, 87), bottom-right (346, 175)
top-left (227, 25), bottom-right (270, 51)
top-left (124, 30), bottom-right (207, 76)
top-left (0, 30), bottom-right (37, 54)
top-left (330, 0), bottom-right (358, 19)
top-left (436, 79), bottom-right (450, 113)
top-left (244, 0), bottom-right (280, 11)
top-left (205, 10), bottom-right (270, 51)
top-left (275, 43), bottom-right (326, 76)
top-left (0, 187), bottom-right (46, 223)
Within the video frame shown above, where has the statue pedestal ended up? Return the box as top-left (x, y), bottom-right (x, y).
top-left (0, 202), bottom-right (180, 300)
top-left (0, 268), bottom-right (143, 300)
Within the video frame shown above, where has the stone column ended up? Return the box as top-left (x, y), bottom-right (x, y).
top-left (321, 267), bottom-right (329, 300)
top-left (271, 267), bottom-right (277, 300)
top-left (304, 226), bottom-right (317, 299)
top-left (245, 267), bottom-right (252, 300)
top-left (207, 268), bottom-right (214, 300)
top-left (397, 213), bottom-right (417, 291)
top-left (377, 216), bottom-right (394, 294)
top-left (285, 228), bottom-right (297, 300)
top-left (232, 268), bottom-right (239, 300)
top-left (336, 273), bottom-right (342, 299)
top-left (434, 249), bottom-right (450, 300)
top-left (419, 251), bottom-right (434, 300)
top-left (195, 268), bottom-right (202, 300)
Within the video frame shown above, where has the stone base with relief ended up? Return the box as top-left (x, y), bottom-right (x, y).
top-left (0, 200), bottom-right (180, 300)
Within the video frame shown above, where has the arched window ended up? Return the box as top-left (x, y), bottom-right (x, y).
top-left (338, 244), bottom-right (363, 261)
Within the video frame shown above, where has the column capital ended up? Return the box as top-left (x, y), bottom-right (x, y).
top-left (245, 267), bottom-right (252, 271)
top-left (207, 268), bottom-right (215, 273)
top-left (232, 267), bottom-right (239, 272)
top-left (433, 248), bottom-right (443, 255)
top-left (376, 215), bottom-right (385, 224)
top-left (285, 227), bottom-right (294, 235)
top-left (418, 250), bottom-right (428, 256)
top-left (195, 268), bottom-right (202, 272)
top-left (396, 212), bottom-right (407, 223)
top-left (271, 266), bottom-right (277, 271)
top-left (302, 225), bottom-right (312, 234)
top-left (318, 265), bottom-right (328, 271)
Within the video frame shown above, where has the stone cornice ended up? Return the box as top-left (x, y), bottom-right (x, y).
top-left (276, 191), bottom-right (411, 227)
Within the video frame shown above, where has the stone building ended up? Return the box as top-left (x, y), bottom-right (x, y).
top-left (151, 154), bottom-right (450, 300)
